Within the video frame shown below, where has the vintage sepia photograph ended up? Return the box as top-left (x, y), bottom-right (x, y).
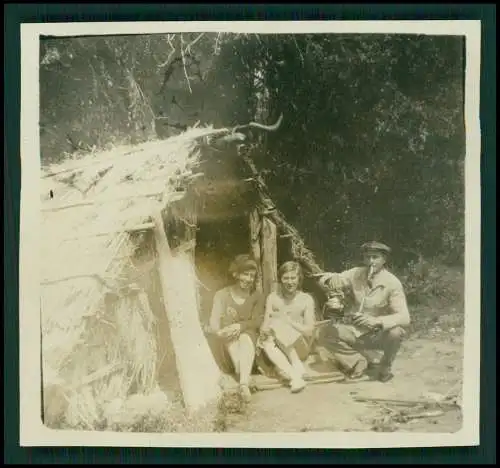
top-left (19, 20), bottom-right (481, 448)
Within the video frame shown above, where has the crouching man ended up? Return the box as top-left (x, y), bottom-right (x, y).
top-left (318, 241), bottom-right (410, 383)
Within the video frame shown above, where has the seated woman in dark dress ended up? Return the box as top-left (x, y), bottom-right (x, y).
top-left (208, 254), bottom-right (265, 402)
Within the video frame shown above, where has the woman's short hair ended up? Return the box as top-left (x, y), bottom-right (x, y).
top-left (228, 254), bottom-right (258, 277)
top-left (278, 261), bottom-right (303, 286)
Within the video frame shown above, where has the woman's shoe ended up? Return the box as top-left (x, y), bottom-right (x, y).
top-left (239, 384), bottom-right (252, 403)
top-left (290, 378), bottom-right (307, 393)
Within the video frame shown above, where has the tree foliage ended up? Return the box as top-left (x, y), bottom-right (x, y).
top-left (211, 33), bottom-right (465, 268)
top-left (40, 32), bottom-right (465, 269)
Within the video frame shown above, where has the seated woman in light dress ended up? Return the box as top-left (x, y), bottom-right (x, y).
top-left (259, 261), bottom-right (316, 393)
top-left (208, 254), bottom-right (265, 402)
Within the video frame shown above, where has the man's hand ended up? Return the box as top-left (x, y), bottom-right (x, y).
top-left (352, 314), bottom-right (381, 330)
top-left (218, 323), bottom-right (241, 340)
top-left (320, 272), bottom-right (345, 291)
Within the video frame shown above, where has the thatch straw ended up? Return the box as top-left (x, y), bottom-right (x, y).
top-left (41, 125), bottom-right (225, 429)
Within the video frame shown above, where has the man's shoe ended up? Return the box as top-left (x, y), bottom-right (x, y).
top-left (376, 369), bottom-right (394, 383)
top-left (364, 361), bottom-right (379, 378)
top-left (348, 360), bottom-right (368, 380)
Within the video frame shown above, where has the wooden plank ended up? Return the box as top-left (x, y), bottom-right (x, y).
top-left (249, 209), bottom-right (263, 292)
top-left (152, 210), bottom-right (221, 413)
top-left (261, 216), bottom-right (278, 298)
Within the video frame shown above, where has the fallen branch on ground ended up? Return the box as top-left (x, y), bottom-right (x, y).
top-left (252, 371), bottom-right (345, 391)
top-left (352, 395), bottom-right (460, 409)
top-left (402, 410), bottom-right (445, 420)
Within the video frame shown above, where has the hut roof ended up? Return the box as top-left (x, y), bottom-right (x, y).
top-left (40, 126), bottom-right (221, 338)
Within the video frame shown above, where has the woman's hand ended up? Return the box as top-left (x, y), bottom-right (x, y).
top-left (260, 326), bottom-right (271, 337)
top-left (284, 315), bottom-right (311, 336)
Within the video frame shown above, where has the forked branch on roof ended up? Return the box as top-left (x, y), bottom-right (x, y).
top-left (211, 113), bottom-right (284, 145)
top-left (233, 113), bottom-right (284, 133)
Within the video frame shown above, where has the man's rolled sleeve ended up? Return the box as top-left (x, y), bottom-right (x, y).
top-left (379, 287), bottom-right (411, 330)
top-left (338, 268), bottom-right (357, 288)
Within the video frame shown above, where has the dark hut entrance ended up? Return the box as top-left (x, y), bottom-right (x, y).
top-left (195, 215), bottom-right (251, 327)
top-left (188, 169), bottom-right (258, 374)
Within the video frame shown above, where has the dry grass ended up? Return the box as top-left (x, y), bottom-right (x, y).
top-left (41, 125), bottom-right (231, 430)
top-left (43, 283), bottom-right (160, 430)
top-left (48, 387), bottom-right (238, 434)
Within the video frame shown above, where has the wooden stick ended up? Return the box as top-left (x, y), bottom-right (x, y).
top-left (41, 273), bottom-right (113, 289)
top-left (254, 383), bottom-right (286, 391)
top-left (42, 192), bottom-right (163, 212)
top-left (314, 319), bottom-right (333, 328)
top-left (304, 373), bottom-right (346, 383)
top-left (261, 209), bottom-right (277, 215)
top-left (404, 410), bottom-right (446, 420)
top-left (352, 396), bottom-right (459, 408)
top-left (70, 363), bottom-right (124, 390)
top-left (42, 161), bottom-right (113, 179)
top-left (299, 425), bottom-right (338, 432)
top-left (255, 374), bottom-right (345, 391)
top-left (61, 222), bottom-right (155, 241)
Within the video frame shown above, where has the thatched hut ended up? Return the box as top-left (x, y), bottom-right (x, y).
top-left (40, 118), bottom-right (330, 430)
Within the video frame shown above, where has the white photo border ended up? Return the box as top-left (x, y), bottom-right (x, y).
top-left (19, 20), bottom-right (481, 448)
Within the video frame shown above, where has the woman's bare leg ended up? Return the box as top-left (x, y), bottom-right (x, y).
top-left (226, 334), bottom-right (255, 402)
top-left (226, 339), bottom-right (241, 376)
top-left (261, 340), bottom-right (296, 379)
top-left (285, 347), bottom-right (306, 379)
top-left (237, 333), bottom-right (256, 386)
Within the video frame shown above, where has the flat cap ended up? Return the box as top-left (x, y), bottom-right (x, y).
top-left (361, 241), bottom-right (392, 254)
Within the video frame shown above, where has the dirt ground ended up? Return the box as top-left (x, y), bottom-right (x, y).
top-left (222, 331), bottom-right (464, 433)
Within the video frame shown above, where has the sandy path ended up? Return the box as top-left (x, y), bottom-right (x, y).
top-left (223, 335), bottom-right (463, 433)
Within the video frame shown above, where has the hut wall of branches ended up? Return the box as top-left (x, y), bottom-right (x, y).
top-left (41, 119), bottom-right (328, 431)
